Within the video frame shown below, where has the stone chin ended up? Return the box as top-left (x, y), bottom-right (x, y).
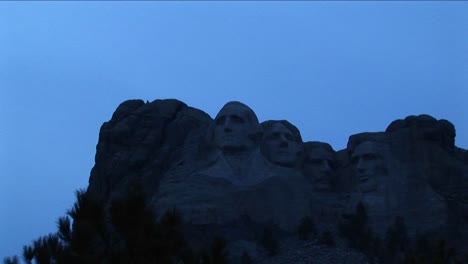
top-left (357, 177), bottom-right (378, 193)
top-left (313, 182), bottom-right (332, 192)
top-left (268, 152), bottom-right (298, 167)
top-left (220, 144), bottom-right (251, 153)
top-left (216, 135), bottom-right (256, 153)
top-left (311, 173), bottom-right (332, 191)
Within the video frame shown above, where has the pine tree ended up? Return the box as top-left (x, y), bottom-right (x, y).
top-left (318, 229), bottom-right (335, 247)
top-left (297, 216), bottom-right (317, 241)
top-left (384, 216), bottom-right (409, 262)
top-left (3, 256), bottom-right (19, 264)
top-left (209, 236), bottom-right (228, 264)
top-left (338, 202), bottom-right (377, 261)
top-left (240, 251), bottom-right (253, 264)
top-left (259, 226), bottom-right (279, 256)
top-left (7, 184), bottom-right (229, 264)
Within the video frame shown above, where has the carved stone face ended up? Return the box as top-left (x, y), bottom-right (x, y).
top-left (262, 122), bottom-right (302, 167)
top-left (351, 141), bottom-right (387, 193)
top-left (214, 102), bottom-right (258, 153)
top-left (303, 147), bottom-right (335, 191)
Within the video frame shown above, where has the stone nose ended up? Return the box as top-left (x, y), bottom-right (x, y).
top-left (320, 160), bottom-right (331, 172)
top-left (357, 168), bottom-right (366, 175)
top-left (278, 134), bottom-right (288, 147)
top-left (356, 159), bottom-right (366, 173)
top-left (223, 118), bottom-right (234, 132)
top-left (279, 140), bottom-right (288, 148)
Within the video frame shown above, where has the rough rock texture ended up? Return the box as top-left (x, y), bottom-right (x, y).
top-left (256, 237), bottom-right (368, 264)
top-left (87, 99), bottom-right (212, 203)
top-left (86, 100), bottom-right (468, 263)
top-left (154, 154), bottom-right (313, 231)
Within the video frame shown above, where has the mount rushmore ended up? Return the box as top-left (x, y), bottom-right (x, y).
top-left (85, 98), bottom-right (468, 262)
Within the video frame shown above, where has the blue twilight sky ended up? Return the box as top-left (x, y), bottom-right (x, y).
top-left (1, 1), bottom-right (467, 259)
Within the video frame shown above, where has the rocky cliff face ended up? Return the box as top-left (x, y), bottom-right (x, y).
top-left (86, 99), bottom-right (468, 262)
top-left (87, 99), bottom-right (212, 203)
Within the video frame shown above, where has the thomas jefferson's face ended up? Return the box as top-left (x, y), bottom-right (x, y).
top-left (214, 104), bottom-right (257, 152)
top-left (351, 141), bottom-right (387, 193)
top-left (303, 147), bottom-right (335, 191)
top-left (262, 122), bottom-right (301, 167)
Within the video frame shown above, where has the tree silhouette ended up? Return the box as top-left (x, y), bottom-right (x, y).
top-left (404, 236), bottom-right (461, 264)
top-left (208, 236), bottom-right (228, 264)
top-left (382, 216), bottom-right (409, 263)
top-left (5, 184), bottom-right (227, 264)
top-left (318, 229), bottom-right (335, 247)
top-left (297, 216), bottom-right (317, 241)
top-left (3, 256), bottom-right (19, 264)
top-left (338, 202), bottom-right (380, 262)
top-left (339, 202), bottom-right (373, 251)
top-left (258, 226), bottom-right (279, 256)
top-left (240, 251), bottom-right (253, 264)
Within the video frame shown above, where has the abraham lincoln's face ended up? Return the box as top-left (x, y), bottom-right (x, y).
top-left (351, 141), bottom-right (387, 193)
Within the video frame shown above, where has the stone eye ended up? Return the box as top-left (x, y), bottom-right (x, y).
top-left (308, 159), bottom-right (323, 165)
top-left (362, 154), bottom-right (378, 161)
top-left (285, 134), bottom-right (294, 141)
top-left (231, 115), bottom-right (245, 124)
top-left (266, 132), bottom-right (279, 140)
top-left (215, 116), bottom-right (225, 126)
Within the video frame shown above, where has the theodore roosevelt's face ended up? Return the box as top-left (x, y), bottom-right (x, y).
top-left (303, 147), bottom-right (335, 192)
top-left (262, 122), bottom-right (302, 167)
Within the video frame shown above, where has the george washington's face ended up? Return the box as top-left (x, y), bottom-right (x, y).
top-left (351, 141), bottom-right (387, 193)
top-left (214, 103), bottom-right (258, 153)
top-left (261, 122), bottom-right (302, 167)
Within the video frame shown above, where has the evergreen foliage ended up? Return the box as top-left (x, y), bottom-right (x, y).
top-left (403, 236), bottom-right (461, 264)
top-left (240, 251), bottom-right (253, 264)
top-left (318, 230), bottom-right (335, 247)
top-left (5, 185), bottom-right (228, 264)
top-left (297, 216), bottom-right (317, 241)
top-left (65, 189), bottom-right (106, 263)
top-left (7, 185), bottom-right (467, 264)
top-left (381, 216), bottom-right (409, 263)
top-left (22, 245), bottom-right (34, 264)
top-left (108, 185), bottom-right (190, 263)
top-left (56, 216), bottom-right (71, 243)
top-left (258, 226), bottom-right (279, 256)
top-left (338, 202), bottom-right (374, 251)
top-left (208, 236), bottom-right (228, 264)
top-left (338, 213), bottom-right (466, 264)
top-left (3, 256), bottom-right (19, 264)
top-left (338, 202), bottom-right (381, 263)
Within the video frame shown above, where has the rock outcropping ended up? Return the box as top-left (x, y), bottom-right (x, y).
top-left (86, 99), bottom-right (468, 262)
